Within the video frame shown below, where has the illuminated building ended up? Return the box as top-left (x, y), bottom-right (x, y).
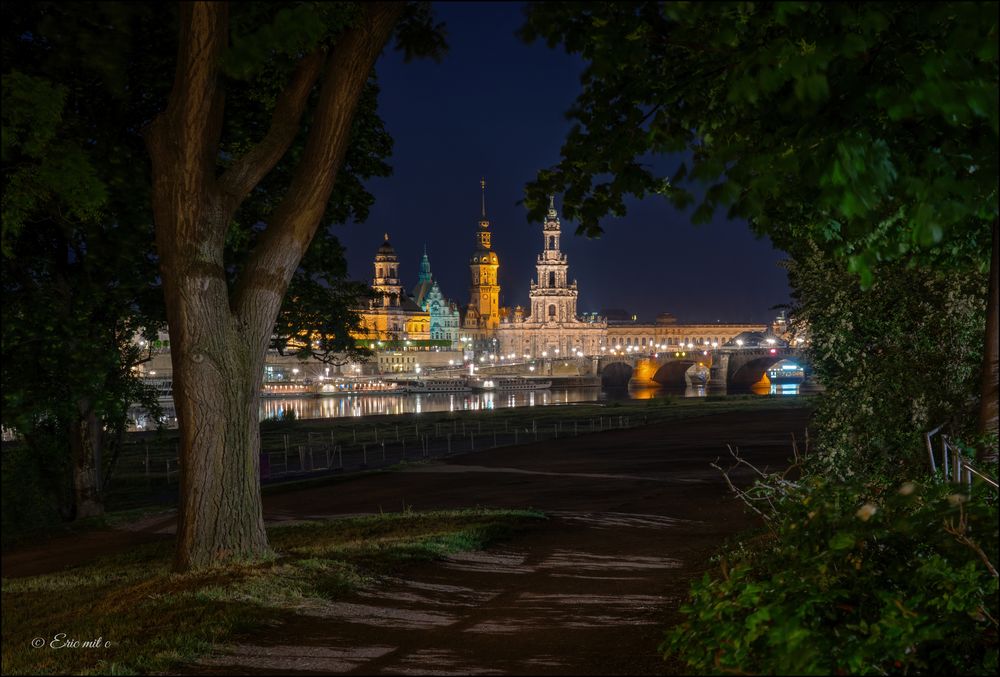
top-left (463, 179), bottom-right (501, 347)
top-left (496, 196), bottom-right (607, 357)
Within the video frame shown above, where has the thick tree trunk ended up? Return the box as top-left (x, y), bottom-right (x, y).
top-left (979, 216), bottom-right (998, 458)
top-left (169, 277), bottom-right (271, 569)
top-left (69, 407), bottom-right (105, 519)
top-left (147, 1), bottom-right (403, 571)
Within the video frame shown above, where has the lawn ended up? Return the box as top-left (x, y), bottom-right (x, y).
top-left (1, 508), bottom-right (543, 675)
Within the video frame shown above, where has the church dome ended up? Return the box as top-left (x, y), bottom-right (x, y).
top-left (376, 233), bottom-right (397, 259)
top-left (470, 250), bottom-right (498, 265)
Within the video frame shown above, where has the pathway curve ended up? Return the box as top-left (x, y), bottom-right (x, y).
top-left (184, 406), bottom-right (810, 675)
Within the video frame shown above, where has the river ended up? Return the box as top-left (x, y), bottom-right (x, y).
top-left (257, 383), bottom-right (802, 422)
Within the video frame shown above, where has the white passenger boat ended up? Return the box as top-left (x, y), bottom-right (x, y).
top-left (404, 378), bottom-right (472, 393)
top-left (471, 377), bottom-right (552, 391)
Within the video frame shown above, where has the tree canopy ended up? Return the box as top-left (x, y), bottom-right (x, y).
top-left (521, 1), bottom-right (997, 282)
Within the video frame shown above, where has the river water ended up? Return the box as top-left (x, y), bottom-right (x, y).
top-left (257, 383), bottom-right (801, 422)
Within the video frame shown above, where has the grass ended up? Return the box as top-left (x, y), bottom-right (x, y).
top-left (1, 508), bottom-right (543, 676)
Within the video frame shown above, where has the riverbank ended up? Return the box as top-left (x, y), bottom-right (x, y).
top-left (3, 404), bottom-right (811, 675)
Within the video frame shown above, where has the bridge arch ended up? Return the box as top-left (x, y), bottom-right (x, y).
top-left (601, 361), bottom-right (633, 387)
top-left (651, 360), bottom-right (699, 387)
top-left (728, 355), bottom-right (785, 389)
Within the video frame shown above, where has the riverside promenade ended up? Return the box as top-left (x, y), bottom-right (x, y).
top-left (3, 404), bottom-right (811, 675)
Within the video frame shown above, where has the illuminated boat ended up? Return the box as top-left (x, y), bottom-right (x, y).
top-left (405, 378), bottom-right (472, 393)
top-left (767, 362), bottom-right (805, 385)
top-left (471, 377), bottom-right (552, 391)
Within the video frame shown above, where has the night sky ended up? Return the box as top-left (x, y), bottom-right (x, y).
top-left (331, 1), bottom-right (792, 325)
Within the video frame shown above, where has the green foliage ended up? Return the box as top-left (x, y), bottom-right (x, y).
top-left (787, 243), bottom-right (986, 477)
top-left (521, 2), bottom-right (997, 279)
top-left (1, 431), bottom-right (72, 548)
top-left (663, 473), bottom-right (999, 675)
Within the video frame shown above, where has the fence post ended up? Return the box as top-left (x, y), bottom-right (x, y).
top-left (447, 433), bottom-right (451, 454)
top-left (514, 429), bottom-right (518, 444)
top-left (338, 445), bottom-right (343, 469)
top-left (493, 431), bottom-right (497, 448)
top-left (362, 444), bottom-right (367, 466)
top-left (283, 434), bottom-right (289, 470)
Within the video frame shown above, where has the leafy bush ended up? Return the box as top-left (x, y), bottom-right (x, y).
top-left (786, 245), bottom-right (986, 478)
top-left (662, 472), bottom-right (998, 675)
top-left (1, 432), bottom-right (71, 547)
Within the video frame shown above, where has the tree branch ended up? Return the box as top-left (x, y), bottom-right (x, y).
top-left (217, 50), bottom-right (326, 210)
top-left (231, 1), bottom-right (405, 323)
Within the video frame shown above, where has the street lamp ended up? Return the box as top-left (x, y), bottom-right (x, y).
top-left (736, 339), bottom-right (744, 347)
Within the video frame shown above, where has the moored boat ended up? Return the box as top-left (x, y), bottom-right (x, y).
top-left (405, 378), bottom-right (472, 393)
top-left (471, 377), bottom-right (552, 391)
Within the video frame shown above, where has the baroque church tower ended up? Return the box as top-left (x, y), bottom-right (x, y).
top-left (372, 233), bottom-right (401, 308)
top-left (464, 179), bottom-right (500, 341)
top-left (529, 196), bottom-right (577, 323)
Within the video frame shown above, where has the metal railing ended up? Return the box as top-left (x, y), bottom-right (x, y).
top-left (926, 424), bottom-right (998, 490)
top-left (102, 414), bottom-right (640, 509)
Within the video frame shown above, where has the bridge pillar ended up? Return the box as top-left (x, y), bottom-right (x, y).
top-left (708, 353), bottom-right (729, 393)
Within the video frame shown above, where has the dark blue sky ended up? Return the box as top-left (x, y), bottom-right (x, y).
top-left (331, 1), bottom-right (791, 324)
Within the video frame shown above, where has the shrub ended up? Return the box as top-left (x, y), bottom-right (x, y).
top-left (662, 471), bottom-right (999, 675)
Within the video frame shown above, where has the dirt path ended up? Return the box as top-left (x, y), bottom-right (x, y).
top-left (177, 406), bottom-right (810, 675)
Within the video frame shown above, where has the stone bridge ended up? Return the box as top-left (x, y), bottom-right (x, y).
top-left (593, 348), bottom-right (808, 390)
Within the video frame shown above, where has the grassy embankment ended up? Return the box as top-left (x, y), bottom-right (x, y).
top-left (2, 508), bottom-right (543, 675)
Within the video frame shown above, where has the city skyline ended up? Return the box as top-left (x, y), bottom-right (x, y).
top-left (330, 2), bottom-right (792, 325)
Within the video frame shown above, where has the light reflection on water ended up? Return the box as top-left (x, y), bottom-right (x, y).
top-left (258, 383), bottom-right (799, 421)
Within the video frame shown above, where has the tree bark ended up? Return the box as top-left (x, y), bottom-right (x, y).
top-left (69, 406), bottom-right (105, 519)
top-left (147, 1), bottom-right (403, 571)
top-left (979, 216), bottom-right (999, 458)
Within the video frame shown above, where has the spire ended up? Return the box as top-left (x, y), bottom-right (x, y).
top-left (547, 194), bottom-right (558, 219)
top-left (384, 232), bottom-right (389, 241)
top-left (418, 247), bottom-right (432, 282)
top-left (480, 177), bottom-right (487, 219)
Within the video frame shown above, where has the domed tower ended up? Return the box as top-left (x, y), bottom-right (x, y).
top-left (465, 178), bottom-right (500, 336)
top-left (372, 233), bottom-right (401, 308)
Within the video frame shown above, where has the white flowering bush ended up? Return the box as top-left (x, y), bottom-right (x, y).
top-left (786, 244), bottom-right (986, 477)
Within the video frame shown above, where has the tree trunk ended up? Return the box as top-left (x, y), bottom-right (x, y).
top-left (979, 216), bottom-right (999, 459)
top-left (169, 277), bottom-right (271, 569)
top-left (147, 1), bottom-right (403, 571)
top-left (69, 406), bottom-right (105, 519)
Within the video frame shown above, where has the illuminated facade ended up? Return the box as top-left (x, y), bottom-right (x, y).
top-left (356, 234), bottom-right (430, 341)
top-left (497, 197), bottom-right (607, 357)
top-left (412, 249), bottom-right (461, 347)
top-left (463, 180), bottom-right (500, 345)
